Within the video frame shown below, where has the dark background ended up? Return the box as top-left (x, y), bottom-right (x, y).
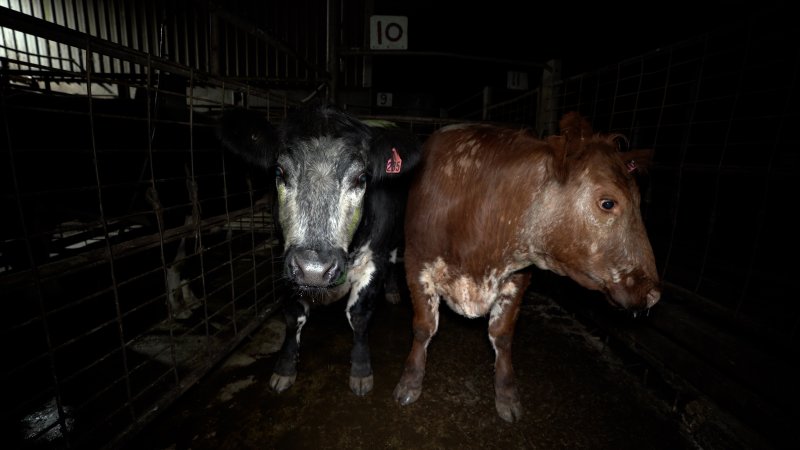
top-left (384, 0), bottom-right (783, 66)
top-left (367, 0), bottom-right (787, 108)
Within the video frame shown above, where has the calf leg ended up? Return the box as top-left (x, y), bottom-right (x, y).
top-left (487, 274), bottom-right (529, 422)
top-left (384, 247), bottom-right (403, 304)
top-left (270, 298), bottom-right (309, 393)
top-left (346, 293), bottom-right (375, 396)
top-left (346, 264), bottom-right (382, 396)
top-left (393, 275), bottom-right (440, 406)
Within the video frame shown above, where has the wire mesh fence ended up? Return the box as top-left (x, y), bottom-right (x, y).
top-left (1, 5), bottom-right (297, 448)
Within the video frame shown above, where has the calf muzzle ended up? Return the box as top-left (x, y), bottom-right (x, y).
top-left (286, 247), bottom-right (347, 288)
top-left (606, 278), bottom-right (661, 311)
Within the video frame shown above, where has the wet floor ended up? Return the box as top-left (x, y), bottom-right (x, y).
top-left (122, 289), bottom-right (698, 450)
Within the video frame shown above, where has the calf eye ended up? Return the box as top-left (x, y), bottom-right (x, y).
top-left (275, 166), bottom-right (286, 185)
top-left (600, 199), bottom-right (616, 210)
top-left (353, 172), bottom-right (368, 189)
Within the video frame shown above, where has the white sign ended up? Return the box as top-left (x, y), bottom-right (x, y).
top-left (370, 15), bottom-right (408, 50)
top-left (507, 71), bottom-right (529, 90)
top-left (376, 92), bottom-right (393, 107)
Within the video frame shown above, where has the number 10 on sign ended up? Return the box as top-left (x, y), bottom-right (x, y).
top-left (370, 16), bottom-right (408, 50)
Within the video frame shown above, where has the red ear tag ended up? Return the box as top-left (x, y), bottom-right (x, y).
top-left (626, 159), bottom-right (637, 173)
top-left (386, 147), bottom-right (402, 174)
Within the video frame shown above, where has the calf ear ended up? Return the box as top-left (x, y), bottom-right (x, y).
top-left (545, 134), bottom-right (570, 184)
top-left (366, 125), bottom-right (423, 182)
top-left (554, 112), bottom-right (593, 181)
top-left (621, 148), bottom-right (655, 175)
top-left (217, 108), bottom-right (280, 168)
top-left (558, 111), bottom-right (593, 140)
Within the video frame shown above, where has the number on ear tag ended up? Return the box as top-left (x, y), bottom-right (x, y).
top-left (386, 148), bottom-right (402, 174)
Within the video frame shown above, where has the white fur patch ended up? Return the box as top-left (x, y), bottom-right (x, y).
top-left (418, 257), bottom-right (517, 319)
top-left (295, 314), bottom-right (307, 345)
top-left (345, 243), bottom-right (376, 328)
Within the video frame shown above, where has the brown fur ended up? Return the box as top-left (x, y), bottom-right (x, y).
top-left (394, 113), bottom-right (661, 422)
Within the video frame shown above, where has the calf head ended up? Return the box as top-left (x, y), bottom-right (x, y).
top-left (541, 112), bottom-right (660, 311)
top-left (218, 102), bottom-right (419, 289)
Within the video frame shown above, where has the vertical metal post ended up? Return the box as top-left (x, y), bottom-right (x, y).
top-left (363, 0), bottom-right (374, 110)
top-left (326, 0), bottom-right (339, 104)
top-left (208, 7), bottom-right (219, 75)
top-left (537, 59), bottom-right (561, 137)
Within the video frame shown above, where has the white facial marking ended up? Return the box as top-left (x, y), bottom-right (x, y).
top-left (610, 268), bottom-right (622, 283)
top-left (443, 164), bottom-right (453, 177)
top-left (276, 136), bottom-right (366, 253)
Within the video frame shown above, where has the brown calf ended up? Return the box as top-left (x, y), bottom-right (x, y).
top-left (393, 112), bottom-right (660, 422)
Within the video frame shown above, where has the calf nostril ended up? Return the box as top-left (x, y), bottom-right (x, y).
top-left (327, 261), bottom-right (346, 285)
top-left (287, 255), bottom-right (303, 279)
top-left (646, 288), bottom-right (661, 308)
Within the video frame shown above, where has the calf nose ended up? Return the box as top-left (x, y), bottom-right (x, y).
top-left (287, 249), bottom-right (344, 287)
top-left (646, 287), bottom-right (661, 309)
top-left (606, 276), bottom-right (661, 311)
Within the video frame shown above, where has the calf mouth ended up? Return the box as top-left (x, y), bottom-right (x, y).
top-left (295, 282), bottom-right (350, 306)
top-left (604, 279), bottom-right (661, 312)
top-left (294, 271), bottom-right (348, 290)
top-left (567, 266), bottom-right (661, 312)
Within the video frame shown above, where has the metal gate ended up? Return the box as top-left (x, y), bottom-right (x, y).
top-left (0, 1), bottom-right (327, 448)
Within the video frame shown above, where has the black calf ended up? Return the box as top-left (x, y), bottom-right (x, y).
top-left (218, 102), bottom-right (421, 395)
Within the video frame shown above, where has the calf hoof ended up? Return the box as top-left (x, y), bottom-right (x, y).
top-left (349, 375), bottom-right (374, 396)
top-left (269, 373), bottom-right (296, 393)
top-left (495, 397), bottom-right (523, 423)
top-left (393, 382), bottom-right (422, 406)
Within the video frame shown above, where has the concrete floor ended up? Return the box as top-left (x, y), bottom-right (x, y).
top-left (122, 289), bottom-right (699, 450)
